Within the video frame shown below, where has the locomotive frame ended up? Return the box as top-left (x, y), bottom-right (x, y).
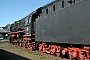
top-left (8, 0), bottom-right (90, 60)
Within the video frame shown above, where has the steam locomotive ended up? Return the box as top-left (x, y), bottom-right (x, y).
top-left (8, 0), bottom-right (90, 59)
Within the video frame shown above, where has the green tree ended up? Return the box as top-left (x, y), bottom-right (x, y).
top-left (5, 24), bottom-right (11, 29)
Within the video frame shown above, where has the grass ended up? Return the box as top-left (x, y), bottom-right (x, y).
top-left (0, 41), bottom-right (68, 60)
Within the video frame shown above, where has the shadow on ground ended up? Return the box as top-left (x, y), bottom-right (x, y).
top-left (0, 49), bottom-right (31, 60)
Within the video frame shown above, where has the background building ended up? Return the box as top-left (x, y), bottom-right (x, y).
top-left (0, 27), bottom-right (8, 39)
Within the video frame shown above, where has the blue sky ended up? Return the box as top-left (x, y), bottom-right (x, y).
top-left (0, 0), bottom-right (52, 27)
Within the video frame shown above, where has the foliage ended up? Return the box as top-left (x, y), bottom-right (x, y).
top-left (5, 24), bottom-right (11, 29)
